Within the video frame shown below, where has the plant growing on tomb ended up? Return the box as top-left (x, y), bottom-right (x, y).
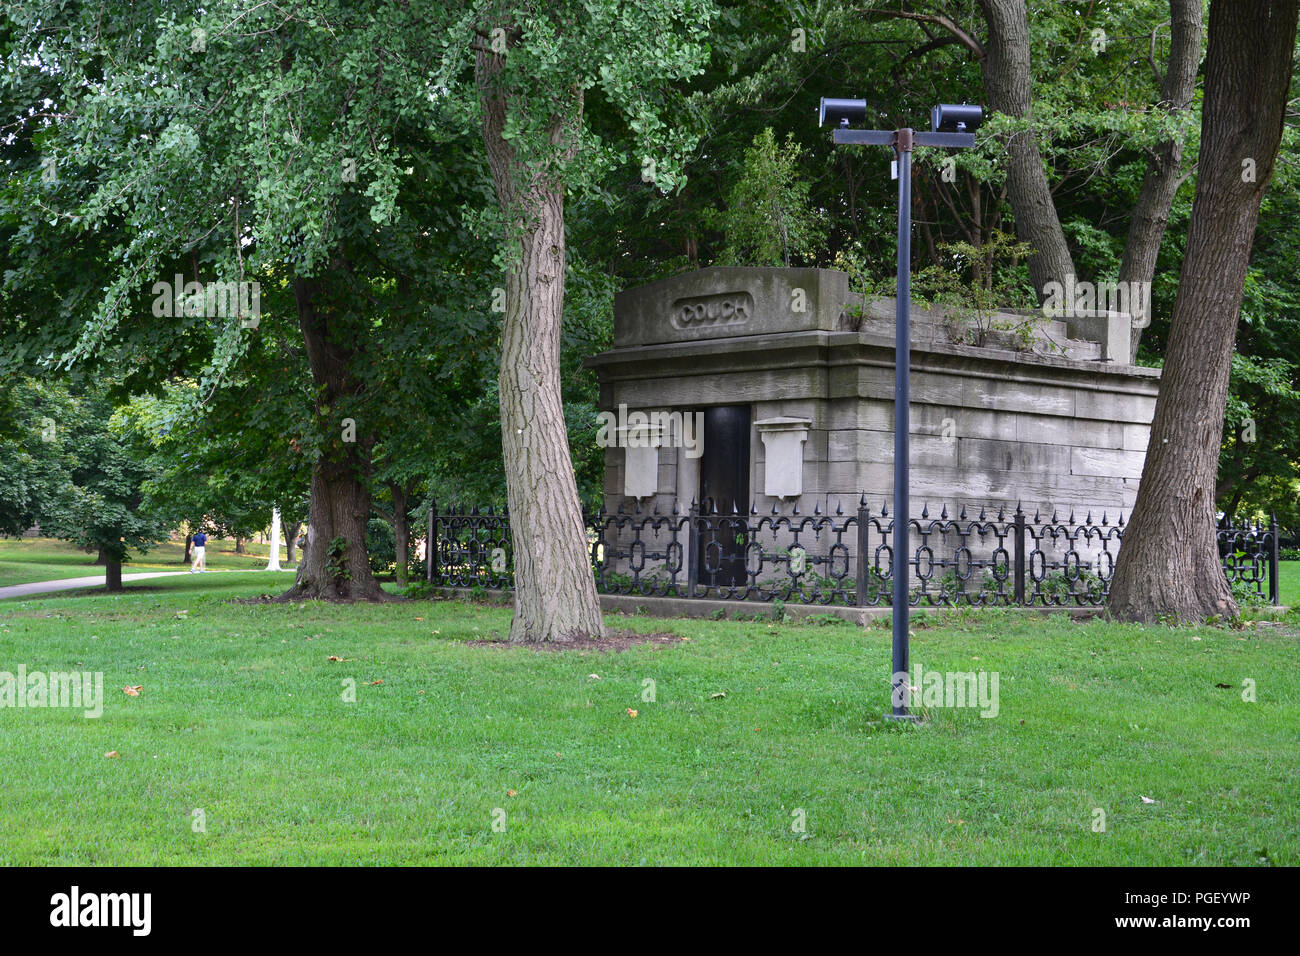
top-left (710, 128), bottom-right (826, 268)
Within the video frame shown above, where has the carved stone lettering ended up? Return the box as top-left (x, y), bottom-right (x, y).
top-left (670, 291), bottom-right (753, 330)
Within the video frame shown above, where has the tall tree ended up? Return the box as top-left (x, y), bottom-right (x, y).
top-left (1108, 0), bottom-right (1299, 623)
top-left (3, 1), bottom-right (497, 602)
top-left (1120, 0), bottom-right (1203, 360)
top-left (463, 0), bottom-right (714, 641)
top-left (973, 0), bottom-right (1074, 299)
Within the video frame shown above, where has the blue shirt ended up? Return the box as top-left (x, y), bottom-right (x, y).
top-left (193, 533), bottom-right (207, 547)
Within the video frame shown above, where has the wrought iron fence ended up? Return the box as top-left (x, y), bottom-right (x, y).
top-left (426, 499), bottom-right (1279, 607)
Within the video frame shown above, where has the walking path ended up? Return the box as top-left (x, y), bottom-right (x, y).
top-left (0, 568), bottom-right (291, 601)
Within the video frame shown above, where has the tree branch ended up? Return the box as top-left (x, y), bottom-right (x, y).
top-left (867, 8), bottom-right (986, 59)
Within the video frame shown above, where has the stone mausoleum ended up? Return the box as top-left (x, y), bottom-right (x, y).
top-left (587, 266), bottom-right (1160, 523)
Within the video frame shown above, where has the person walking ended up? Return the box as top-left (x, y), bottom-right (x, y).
top-left (191, 530), bottom-right (208, 573)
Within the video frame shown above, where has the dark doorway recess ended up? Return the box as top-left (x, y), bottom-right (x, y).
top-left (697, 406), bottom-right (751, 587)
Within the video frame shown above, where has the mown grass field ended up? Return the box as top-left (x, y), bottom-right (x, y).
top-left (0, 570), bottom-right (1296, 865)
top-left (0, 536), bottom-right (293, 589)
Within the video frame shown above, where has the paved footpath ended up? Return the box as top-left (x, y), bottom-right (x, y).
top-left (0, 568), bottom-right (291, 601)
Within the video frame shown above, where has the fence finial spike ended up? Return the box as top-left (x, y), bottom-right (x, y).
top-left (731, 500), bottom-right (740, 515)
top-left (814, 501), bottom-right (822, 515)
top-left (1085, 510), bottom-right (1092, 525)
top-left (652, 501), bottom-right (660, 515)
top-left (1118, 511), bottom-right (1125, 526)
top-left (1101, 510), bottom-right (1108, 526)
top-left (959, 505), bottom-right (967, 520)
top-left (940, 503), bottom-right (948, 520)
top-left (771, 501), bottom-right (779, 515)
top-left (1051, 508), bottom-right (1059, 523)
top-left (921, 501), bottom-right (929, 519)
top-left (881, 502), bottom-right (889, 517)
top-left (978, 505), bottom-right (986, 521)
top-left (836, 500), bottom-right (844, 516)
top-left (671, 499), bottom-right (680, 515)
top-left (860, 491), bottom-right (868, 507)
top-left (689, 496), bottom-right (697, 510)
top-left (616, 499), bottom-right (625, 515)
top-left (792, 500), bottom-right (800, 515)
top-left (1033, 507), bottom-right (1041, 523)
top-left (1068, 509), bottom-right (1076, 524)
top-left (1015, 499), bottom-right (1023, 515)
top-left (750, 499), bottom-right (758, 515)
top-left (997, 504), bottom-right (1005, 522)
top-left (634, 499), bottom-right (643, 515)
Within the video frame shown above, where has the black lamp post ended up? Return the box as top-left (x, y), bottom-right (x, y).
top-left (821, 99), bottom-right (983, 720)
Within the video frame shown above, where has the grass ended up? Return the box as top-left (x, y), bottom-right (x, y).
top-left (1277, 558), bottom-right (1300, 608)
top-left (0, 572), bottom-right (1296, 865)
top-left (0, 536), bottom-right (294, 589)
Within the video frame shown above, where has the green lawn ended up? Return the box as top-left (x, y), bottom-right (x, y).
top-left (1278, 558), bottom-right (1300, 608)
top-left (0, 573), bottom-right (1296, 865)
top-left (0, 536), bottom-right (294, 589)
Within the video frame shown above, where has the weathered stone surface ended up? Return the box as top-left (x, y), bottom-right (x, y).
top-left (613, 267), bottom-right (849, 348)
top-left (589, 267), bottom-right (1161, 518)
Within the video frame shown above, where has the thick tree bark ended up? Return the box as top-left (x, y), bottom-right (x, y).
top-left (278, 275), bottom-right (387, 602)
top-left (1107, 0), bottom-right (1298, 623)
top-left (93, 547), bottom-right (106, 565)
top-left (183, 533), bottom-right (193, 564)
top-left (476, 38), bottom-right (606, 642)
top-left (105, 560), bottom-right (122, 592)
top-left (234, 536), bottom-right (246, 555)
top-left (1121, 0), bottom-right (1203, 361)
top-left (977, 0), bottom-right (1075, 300)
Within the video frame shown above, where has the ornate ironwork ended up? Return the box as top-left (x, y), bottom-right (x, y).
top-left (426, 499), bottom-right (1280, 607)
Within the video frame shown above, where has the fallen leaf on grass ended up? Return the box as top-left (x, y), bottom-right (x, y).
top-left (122, 685), bottom-right (142, 697)
top-left (366, 679), bottom-right (384, 686)
top-left (506, 789), bottom-right (517, 797)
top-left (327, 655), bottom-right (354, 662)
top-left (626, 708), bottom-right (638, 718)
top-left (104, 750), bottom-right (120, 759)
top-left (1140, 795), bottom-right (1157, 804)
top-left (588, 674), bottom-right (601, 681)
top-left (709, 691), bottom-right (727, 700)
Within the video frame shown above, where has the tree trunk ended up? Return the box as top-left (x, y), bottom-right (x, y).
top-left (105, 560), bottom-right (122, 592)
top-left (284, 520), bottom-right (301, 563)
top-left (977, 0), bottom-right (1075, 300)
top-left (183, 533), bottom-right (193, 564)
top-left (389, 484), bottom-right (411, 586)
top-left (278, 274), bottom-right (387, 602)
top-left (1107, 0), bottom-right (1298, 623)
top-left (234, 536), bottom-right (246, 555)
top-left (476, 37), bottom-right (606, 642)
top-left (1121, 0), bottom-right (1203, 361)
top-left (94, 547), bottom-right (106, 565)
